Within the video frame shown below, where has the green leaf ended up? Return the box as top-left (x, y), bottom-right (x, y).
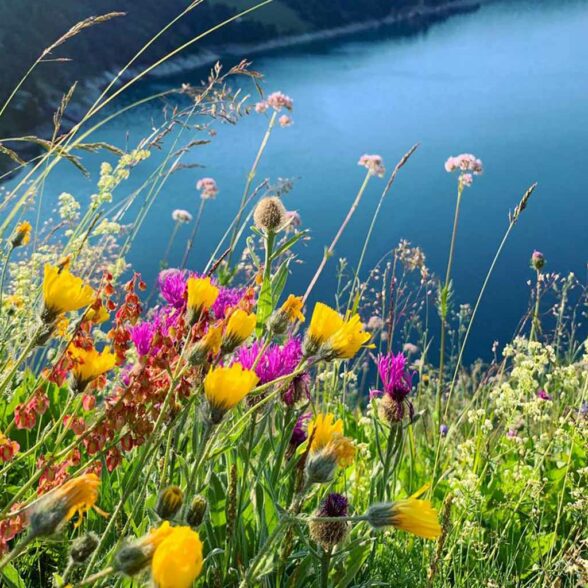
top-left (1, 563), bottom-right (27, 588)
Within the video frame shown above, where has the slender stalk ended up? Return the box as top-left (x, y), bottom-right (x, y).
top-left (181, 198), bottom-right (206, 269)
top-left (74, 566), bottom-right (114, 587)
top-left (436, 182), bottom-right (463, 424)
top-left (0, 324), bottom-right (43, 397)
top-left (161, 221), bottom-right (181, 268)
top-left (529, 269), bottom-right (542, 341)
top-left (227, 111), bottom-right (277, 268)
top-left (303, 170), bottom-right (372, 303)
top-left (320, 547), bottom-right (332, 588)
top-left (0, 246), bottom-right (14, 314)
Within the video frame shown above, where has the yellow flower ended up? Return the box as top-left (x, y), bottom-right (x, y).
top-left (307, 303), bottom-right (343, 346)
top-left (304, 303), bottom-right (371, 360)
top-left (222, 309), bottom-right (256, 352)
top-left (186, 276), bottom-right (219, 314)
top-left (281, 294), bottom-right (305, 322)
top-left (142, 521), bottom-right (176, 550)
top-left (54, 316), bottom-right (70, 338)
top-left (366, 485), bottom-right (441, 539)
top-left (204, 363), bottom-right (259, 423)
top-left (151, 526), bottom-right (203, 588)
top-left (85, 305), bottom-right (110, 324)
top-left (27, 474), bottom-right (104, 537)
top-left (329, 314), bottom-right (372, 359)
top-left (308, 413), bottom-right (355, 467)
top-left (69, 345), bottom-right (116, 392)
top-left (188, 324), bottom-right (222, 365)
top-left (42, 264), bottom-right (95, 319)
top-left (11, 221), bottom-right (32, 248)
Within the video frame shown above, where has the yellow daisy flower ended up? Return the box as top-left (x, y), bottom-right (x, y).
top-left (42, 264), bottom-right (95, 321)
top-left (221, 309), bottom-right (256, 353)
top-left (69, 345), bottom-right (116, 393)
top-left (186, 276), bottom-right (219, 319)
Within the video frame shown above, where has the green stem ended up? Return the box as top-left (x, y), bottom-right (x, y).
top-left (320, 547), bottom-right (332, 588)
top-left (0, 246), bottom-right (14, 315)
top-left (530, 269), bottom-right (541, 341)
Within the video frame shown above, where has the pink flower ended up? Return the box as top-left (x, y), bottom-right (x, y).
top-left (358, 154), bottom-right (386, 178)
top-left (267, 91), bottom-right (293, 111)
top-left (196, 177), bottom-right (219, 200)
top-left (255, 101), bottom-right (269, 113)
top-left (444, 153), bottom-right (483, 175)
top-left (279, 115), bottom-right (293, 128)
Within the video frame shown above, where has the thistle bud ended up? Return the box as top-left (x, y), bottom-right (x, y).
top-left (186, 495), bottom-right (208, 528)
top-left (155, 486), bottom-right (183, 520)
top-left (304, 452), bottom-right (337, 486)
top-left (69, 532), bottom-right (99, 564)
top-left (309, 493), bottom-right (350, 550)
top-left (531, 250), bottom-right (545, 271)
top-left (253, 197), bottom-right (287, 233)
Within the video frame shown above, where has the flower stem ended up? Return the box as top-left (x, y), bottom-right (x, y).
top-left (181, 198), bottom-right (206, 269)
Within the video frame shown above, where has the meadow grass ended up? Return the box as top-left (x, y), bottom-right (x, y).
top-left (0, 4), bottom-right (587, 588)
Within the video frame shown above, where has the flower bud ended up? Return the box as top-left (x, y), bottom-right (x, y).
top-left (10, 221), bottom-right (32, 248)
top-left (253, 197), bottom-right (287, 233)
top-left (155, 486), bottom-right (183, 520)
top-left (69, 532), bottom-right (99, 564)
top-left (186, 495), bottom-right (208, 528)
top-left (309, 493), bottom-right (349, 550)
top-left (531, 250), bottom-right (545, 271)
top-left (304, 452), bottom-right (337, 486)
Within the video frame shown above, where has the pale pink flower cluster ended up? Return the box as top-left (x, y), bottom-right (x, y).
top-left (358, 154), bottom-right (386, 178)
top-left (444, 153), bottom-right (483, 175)
top-left (285, 210), bottom-right (301, 229)
top-left (254, 101), bottom-right (269, 114)
top-left (172, 209), bottom-right (193, 223)
top-left (279, 115), bottom-right (293, 128)
top-left (196, 177), bottom-right (219, 200)
top-left (267, 91), bottom-right (293, 111)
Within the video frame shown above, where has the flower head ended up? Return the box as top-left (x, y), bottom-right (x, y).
top-left (155, 486), bottom-right (184, 520)
top-left (204, 363), bottom-right (259, 423)
top-left (371, 352), bottom-right (414, 422)
top-left (186, 276), bottom-right (219, 320)
top-left (531, 250), bottom-right (545, 271)
top-left (189, 324), bottom-right (223, 365)
top-left (222, 309), bottom-right (256, 353)
top-left (158, 269), bottom-right (187, 309)
top-left (11, 221), bottom-right (32, 248)
top-left (253, 196), bottom-right (287, 233)
top-left (196, 177), bottom-right (218, 200)
top-left (444, 153), bottom-right (483, 188)
top-left (42, 264), bottom-right (95, 321)
top-left (358, 154), bottom-right (385, 177)
top-left (171, 209), bottom-right (193, 223)
top-left (25, 474), bottom-right (103, 538)
top-left (131, 322), bottom-right (156, 357)
top-left (309, 493), bottom-right (350, 550)
top-left (366, 485), bottom-right (441, 539)
top-left (151, 526), bottom-right (203, 588)
top-left (267, 91), bottom-right (293, 111)
top-left (69, 345), bottom-right (116, 393)
top-left (279, 114), bottom-right (293, 127)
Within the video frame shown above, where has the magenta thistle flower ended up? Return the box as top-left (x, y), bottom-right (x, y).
top-left (371, 352), bottom-right (414, 422)
top-left (130, 322), bottom-right (156, 357)
top-left (536, 388), bottom-right (552, 401)
top-left (236, 338), bottom-right (302, 385)
top-left (158, 269), bottom-right (187, 309)
top-left (212, 286), bottom-right (246, 319)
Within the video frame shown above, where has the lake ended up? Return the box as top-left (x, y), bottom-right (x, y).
top-left (18, 0), bottom-right (588, 362)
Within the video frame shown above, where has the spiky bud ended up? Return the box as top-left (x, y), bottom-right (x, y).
top-left (186, 495), bottom-right (208, 528)
top-left (253, 197), bottom-right (287, 233)
top-left (69, 532), bottom-right (99, 564)
top-left (304, 452), bottom-right (337, 486)
top-left (531, 250), bottom-right (545, 271)
top-left (309, 493), bottom-right (350, 550)
top-left (155, 486), bottom-right (183, 520)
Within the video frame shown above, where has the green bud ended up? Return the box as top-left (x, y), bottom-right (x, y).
top-left (155, 486), bottom-right (183, 520)
top-left (69, 532), bottom-right (99, 564)
top-left (186, 495), bottom-right (208, 528)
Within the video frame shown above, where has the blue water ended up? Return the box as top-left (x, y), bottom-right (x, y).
top-left (19, 0), bottom-right (588, 360)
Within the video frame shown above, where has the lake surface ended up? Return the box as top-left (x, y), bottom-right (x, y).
top-left (20, 0), bottom-right (588, 361)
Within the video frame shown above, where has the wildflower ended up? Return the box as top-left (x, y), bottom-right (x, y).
top-left (0, 432), bottom-right (19, 462)
top-left (305, 413), bottom-right (355, 484)
top-left (156, 486), bottom-right (184, 520)
top-left (531, 250), bottom-right (545, 271)
top-left (203, 363), bottom-right (259, 423)
top-left (304, 303), bottom-right (371, 360)
top-left (151, 526), bottom-right (203, 588)
top-left (158, 269), bottom-right (187, 309)
top-left (221, 309), bottom-right (256, 353)
top-left (267, 91), bottom-right (293, 111)
top-left (25, 474), bottom-right (104, 538)
top-left (85, 305), bottom-right (110, 324)
top-left (114, 521), bottom-right (175, 577)
top-left (279, 114), bottom-right (293, 127)
top-left (444, 153), bottom-right (483, 188)
top-left (41, 264), bottom-right (95, 323)
top-left (358, 154), bottom-right (386, 177)
top-left (212, 285), bottom-right (247, 319)
top-left (69, 345), bottom-right (117, 393)
top-left (268, 294), bottom-right (305, 335)
top-left (186, 276), bottom-right (219, 323)
top-left (10, 221), bottom-right (32, 248)
top-left (365, 485), bottom-right (441, 539)
top-left (370, 352), bottom-right (414, 423)
top-left (253, 196), bottom-right (287, 233)
top-left (536, 388), bottom-right (552, 401)
top-left (196, 177), bottom-right (218, 199)
top-left (186, 495), bottom-right (208, 528)
top-left (309, 493), bottom-right (350, 550)
top-left (254, 101), bottom-right (269, 113)
top-left (69, 532), bottom-right (99, 564)
top-left (188, 324), bottom-right (223, 365)
top-left (439, 424), bottom-right (448, 437)
top-left (171, 209), bottom-right (193, 223)
top-left (130, 322), bottom-right (156, 358)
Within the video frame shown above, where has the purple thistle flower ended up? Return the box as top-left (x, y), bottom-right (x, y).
top-left (318, 493), bottom-right (349, 518)
top-left (536, 388), bottom-right (552, 401)
top-left (158, 269), bottom-right (187, 309)
top-left (236, 338), bottom-right (302, 385)
top-left (130, 322), bottom-right (156, 357)
top-left (370, 352), bottom-right (413, 401)
top-left (290, 412), bottom-right (311, 449)
top-left (213, 286), bottom-right (247, 319)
